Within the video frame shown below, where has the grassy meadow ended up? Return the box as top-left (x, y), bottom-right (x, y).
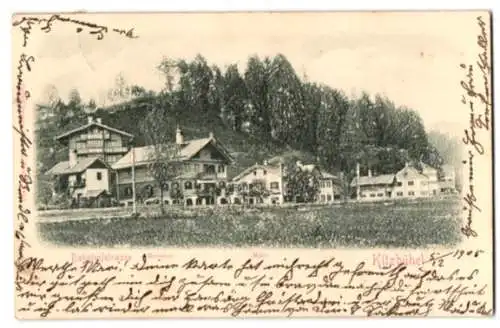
top-left (37, 197), bottom-right (462, 248)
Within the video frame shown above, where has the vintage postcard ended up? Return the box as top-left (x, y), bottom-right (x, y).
top-left (12, 11), bottom-right (493, 319)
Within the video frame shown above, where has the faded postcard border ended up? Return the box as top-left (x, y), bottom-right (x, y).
top-left (12, 11), bottom-right (494, 319)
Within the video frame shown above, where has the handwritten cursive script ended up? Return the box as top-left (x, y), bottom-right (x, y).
top-left (12, 14), bottom-right (138, 46)
top-left (15, 252), bottom-right (492, 318)
top-left (459, 15), bottom-right (491, 238)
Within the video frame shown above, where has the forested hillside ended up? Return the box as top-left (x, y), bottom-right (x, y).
top-left (35, 53), bottom-right (453, 204)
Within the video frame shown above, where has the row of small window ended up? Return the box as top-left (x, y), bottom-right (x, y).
top-left (253, 169), bottom-right (267, 176)
top-left (395, 180), bottom-right (431, 187)
top-left (123, 181), bottom-right (281, 196)
top-left (74, 140), bottom-right (122, 149)
top-left (319, 195), bottom-right (333, 202)
top-left (75, 172), bottom-right (103, 182)
top-left (361, 193), bottom-right (386, 198)
top-left (183, 163), bottom-right (225, 173)
top-left (360, 190), bottom-right (429, 198)
top-left (395, 191), bottom-right (430, 196)
top-left (395, 181), bottom-right (415, 186)
top-left (320, 181), bottom-right (332, 188)
top-left (238, 181), bottom-right (280, 190)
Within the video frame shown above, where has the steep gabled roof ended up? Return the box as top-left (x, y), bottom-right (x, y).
top-left (46, 157), bottom-right (110, 176)
top-left (350, 174), bottom-right (396, 187)
top-left (395, 166), bottom-right (426, 179)
top-left (111, 137), bottom-right (234, 170)
top-left (320, 171), bottom-right (338, 179)
top-left (232, 164), bottom-right (272, 182)
top-left (55, 121), bottom-right (134, 141)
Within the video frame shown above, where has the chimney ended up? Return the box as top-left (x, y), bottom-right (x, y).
top-left (368, 168), bottom-right (372, 177)
top-left (176, 126), bottom-right (184, 145)
top-left (209, 132), bottom-right (214, 139)
top-left (405, 162), bottom-right (409, 168)
top-left (87, 116), bottom-right (93, 124)
top-left (356, 162), bottom-right (360, 178)
top-left (96, 117), bottom-right (102, 124)
top-left (69, 149), bottom-right (77, 167)
top-left (263, 160), bottom-right (268, 166)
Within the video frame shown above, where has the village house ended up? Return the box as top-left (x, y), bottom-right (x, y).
top-left (393, 163), bottom-right (437, 198)
top-left (351, 171), bottom-right (396, 201)
top-left (46, 116), bottom-right (134, 206)
top-left (111, 127), bottom-right (234, 207)
top-left (294, 161), bottom-right (343, 203)
top-left (229, 159), bottom-right (343, 205)
top-left (439, 164), bottom-right (457, 194)
top-left (351, 162), bottom-right (453, 202)
top-left (418, 163), bottom-right (440, 197)
top-left (230, 160), bottom-right (286, 205)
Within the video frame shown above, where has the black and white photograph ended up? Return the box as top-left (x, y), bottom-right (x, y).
top-left (12, 11), bottom-right (493, 319)
top-left (33, 14), bottom-right (468, 249)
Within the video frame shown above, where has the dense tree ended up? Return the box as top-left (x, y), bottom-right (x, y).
top-left (284, 167), bottom-right (320, 203)
top-left (37, 53), bottom-right (443, 207)
top-left (268, 54), bottom-right (307, 148)
top-left (141, 102), bottom-right (180, 214)
top-left (222, 64), bottom-right (247, 131)
top-left (244, 56), bottom-right (273, 138)
top-left (315, 86), bottom-right (350, 170)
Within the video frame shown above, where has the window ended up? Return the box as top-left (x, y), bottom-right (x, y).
top-left (270, 182), bottom-right (279, 190)
top-left (204, 164), bottom-right (215, 174)
top-left (327, 195), bottom-right (332, 201)
top-left (397, 192), bottom-right (403, 197)
top-left (370, 193), bottom-right (376, 197)
top-left (107, 139), bottom-right (120, 148)
top-left (144, 185), bottom-right (154, 198)
top-left (408, 181), bottom-right (414, 186)
top-left (377, 193), bottom-right (384, 197)
top-left (184, 181), bottom-right (193, 190)
top-left (263, 170), bottom-right (267, 175)
top-left (218, 165), bottom-right (225, 173)
top-left (253, 171), bottom-right (257, 176)
top-left (397, 182), bottom-right (402, 187)
top-left (326, 181), bottom-right (331, 188)
top-left (87, 139), bottom-right (103, 148)
top-left (96, 172), bottom-right (102, 180)
top-left (321, 195), bottom-right (326, 202)
top-left (408, 191), bottom-right (415, 196)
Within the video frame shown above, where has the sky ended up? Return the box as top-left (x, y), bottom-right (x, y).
top-left (17, 11), bottom-right (486, 135)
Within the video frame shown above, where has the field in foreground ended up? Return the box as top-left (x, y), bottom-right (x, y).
top-left (38, 198), bottom-right (462, 248)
